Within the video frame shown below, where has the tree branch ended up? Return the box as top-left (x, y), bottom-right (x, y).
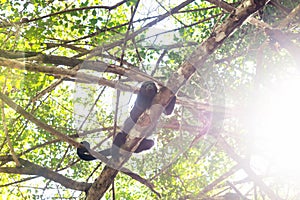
top-left (85, 0), bottom-right (269, 199)
top-left (0, 91), bottom-right (81, 148)
top-left (0, 158), bottom-right (91, 191)
top-left (218, 137), bottom-right (283, 200)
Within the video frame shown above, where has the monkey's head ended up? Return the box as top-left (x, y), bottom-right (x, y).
top-left (140, 81), bottom-right (157, 98)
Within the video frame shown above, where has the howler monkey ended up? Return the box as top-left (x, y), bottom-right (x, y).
top-left (77, 81), bottom-right (176, 161)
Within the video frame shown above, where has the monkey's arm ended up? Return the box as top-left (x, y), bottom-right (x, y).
top-left (77, 141), bottom-right (96, 161)
top-left (163, 96), bottom-right (176, 115)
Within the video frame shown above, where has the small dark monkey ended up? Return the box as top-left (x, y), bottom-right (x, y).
top-left (77, 81), bottom-right (176, 161)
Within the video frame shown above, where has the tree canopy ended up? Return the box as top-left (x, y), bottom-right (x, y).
top-left (1, 0), bottom-right (300, 199)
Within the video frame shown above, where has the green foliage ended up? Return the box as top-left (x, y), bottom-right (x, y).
top-left (0, 0), bottom-right (300, 199)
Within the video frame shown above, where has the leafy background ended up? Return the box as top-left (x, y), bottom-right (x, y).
top-left (0, 0), bottom-right (300, 199)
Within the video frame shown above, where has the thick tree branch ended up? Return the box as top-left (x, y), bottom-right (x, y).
top-left (0, 55), bottom-right (159, 86)
top-left (85, 0), bottom-right (269, 199)
top-left (0, 158), bottom-right (91, 191)
top-left (265, 28), bottom-right (300, 66)
top-left (206, 0), bottom-right (271, 29)
top-left (0, 57), bottom-right (136, 92)
top-left (278, 2), bottom-right (300, 28)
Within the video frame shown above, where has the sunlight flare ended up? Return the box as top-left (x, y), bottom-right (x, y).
top-left (252, 77), bottom-right (300, 175)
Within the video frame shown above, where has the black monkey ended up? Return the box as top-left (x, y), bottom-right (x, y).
top-left (77, 81), bottom-right (176, 161)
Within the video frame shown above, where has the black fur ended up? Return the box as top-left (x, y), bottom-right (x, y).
top-left (77, 81), bottom-right (175, 161)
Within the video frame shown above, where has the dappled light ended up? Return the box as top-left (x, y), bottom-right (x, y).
top-left (1, 0), bottom-right (300, 199)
